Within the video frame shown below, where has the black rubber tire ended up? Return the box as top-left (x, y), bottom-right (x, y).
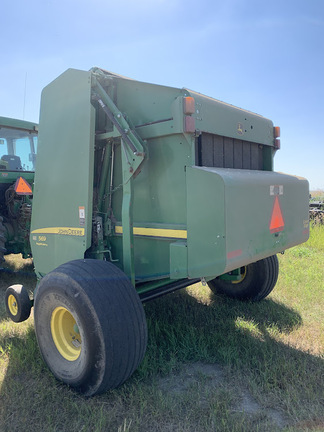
top-left (5, 284), bottom-right (31, 322)
top-left (34, 259), bottom-right (147, 396)
top-left (0, 216), bottom-right (7, 262)
top-left (208, 255), bottom-right (279, 301)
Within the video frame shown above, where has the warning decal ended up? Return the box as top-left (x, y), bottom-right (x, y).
top-left (79, 206), bottom-right (85, 226)
top-left (269, 196), bottom-right (285, 233)
top-left (14, 177), bottom-right (33, 195)
top-left (270, 185), bottom-right (283, 196)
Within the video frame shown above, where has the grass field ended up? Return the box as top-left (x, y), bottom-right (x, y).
top-left (0, 225), bottom-right (323, 432)
top-left (310, 190), bottom-right (324, 200)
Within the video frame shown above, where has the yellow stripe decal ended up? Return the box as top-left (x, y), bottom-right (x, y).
top-left (31, 227), bottom-right (85, 237)
top-left (115, 226), bottom-right (187, 239)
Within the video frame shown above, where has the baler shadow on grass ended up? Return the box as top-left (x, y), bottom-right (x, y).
top-left (1, 261), bottom-right (323, 431)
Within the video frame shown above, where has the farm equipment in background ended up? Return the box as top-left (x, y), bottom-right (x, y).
top-left (4, 68), bottom-right (309, 396)
top-left (0, 117), bottom-right (37, 262)
top-left (309, 199), bottom-right (324, 224)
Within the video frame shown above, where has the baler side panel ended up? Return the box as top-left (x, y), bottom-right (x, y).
top-left (94, 73), bottom-right (193, 281)
top-left (30, 69), bottom-right (95, 276)
top-left (189, 90), bottom-right (274, 146)
top-left (187, 166), bottom-right (309, 279)
top-left (110, 134), bottom-right (191, 280)
top-left (186, 167), bottom-right (227, 278)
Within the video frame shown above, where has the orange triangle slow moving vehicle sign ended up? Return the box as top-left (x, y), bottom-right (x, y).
top-left (14, 177), bottom-right (33, 195)
top-left (269, 195), bottom-right (285, 233)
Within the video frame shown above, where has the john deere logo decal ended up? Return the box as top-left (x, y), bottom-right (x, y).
top-left (237, 123), bottom-right (244, 135)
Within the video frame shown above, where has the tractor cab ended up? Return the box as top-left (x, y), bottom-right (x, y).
top-left (0, 117), bottom-right (38, 172)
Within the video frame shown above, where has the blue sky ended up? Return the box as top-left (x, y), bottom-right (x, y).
top-left (1, 0), bottom-right (323, 189)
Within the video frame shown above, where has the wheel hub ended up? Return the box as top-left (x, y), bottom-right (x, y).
top-left (232, 266), bottom-right (247, 284)
top-left (7, 294), bottom-right (18, 316)
top-left (50, 307), bottom-right (81, 361)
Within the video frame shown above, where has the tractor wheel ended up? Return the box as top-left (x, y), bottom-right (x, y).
top-left (5, 284), bottom-right (32, 322)
top-left (0, 216), bottom-right (7, 263)
top-left (208, 255), bottom-right (279, 301)
top-left (34, 259), bottom-right (147, 396)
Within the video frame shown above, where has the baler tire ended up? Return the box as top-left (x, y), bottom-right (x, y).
top-left (208, 255), bottom-right (279, 302)
top-left (0, 216), bottom-right (7, 263)
top-left (5, 284), bottom-right (31, 322)
top-left (34, 259), bottom-right (147, 396)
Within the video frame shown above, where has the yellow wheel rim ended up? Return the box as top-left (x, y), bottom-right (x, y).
top-left (50, 307), bottom-right (81, 361)
top-left (8, 294), bottom-right (18, 316)
top-left (232, 267), bottom-right (247, 284)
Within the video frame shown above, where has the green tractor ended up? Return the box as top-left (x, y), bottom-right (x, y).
top-left (4, 68), bottom-right (309, 396)
top-left (0, 116), bottom-right (37, 261)
top-left (1, 117), bottom-right (37, 324)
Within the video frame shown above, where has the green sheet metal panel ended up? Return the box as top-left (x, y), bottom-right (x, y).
top-left (187, 166), bottom-right (309, 279)
top-left (186, 166), bottom-right (226, 278)
top-left (107, 76), bottom-right (181, 131)
top-left (110, 134), bottom-right (191, 280)
top-left (92, 68), bottom-right (189, 140)
top-left (187, 90), bottom-right (274, 146)
top-left (170, 241), bottom-right (188, 279)
top-left (30, 69), bottom-right (95, 276)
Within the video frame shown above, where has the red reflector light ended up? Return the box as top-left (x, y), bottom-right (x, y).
top-left (274, 139), bottom-right (281, 150)
top-left (274, 126), bottom-right (280, 138)
top-left (183, 97), bottom-right (195, 115)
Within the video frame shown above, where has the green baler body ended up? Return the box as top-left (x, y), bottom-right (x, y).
top-left (30, 68), bottom-right (309, 293)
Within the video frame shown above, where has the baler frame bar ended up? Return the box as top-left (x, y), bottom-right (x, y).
top-left (92, 77), bottom-right (147, 285)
